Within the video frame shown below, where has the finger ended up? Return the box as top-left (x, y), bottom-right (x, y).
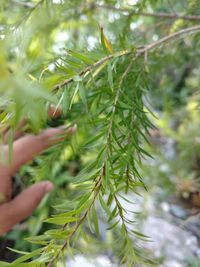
top-left (3, 118), bottom-right (27, 144)
top-left (3, 106), bottom-right (62, 144)
top-left (5, 124), bottom-right (77, 175)
top-left (0, 181), bottom-right (53, 235)
top-left (0, 170), bottom-right (12, 203)
top-left (0, 124), bottom-right (76, 199)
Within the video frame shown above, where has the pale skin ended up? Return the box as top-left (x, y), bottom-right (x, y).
top-left (0, 107), bottom-right (76, 235)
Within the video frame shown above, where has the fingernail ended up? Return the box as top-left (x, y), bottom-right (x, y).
top-left (43, 181), bottom-right (54, 193)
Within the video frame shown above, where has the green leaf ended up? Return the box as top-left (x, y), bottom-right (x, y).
top-left (68, 50), bottom-right (94, 65)
top-left (78, 82), bottom-right (88, 108)
top-left (45, 229), bottom-right (72, 240)
top-left (45, 216), bottom-right (79, 225)
top-left (105, 160), bottom-right (110, 188)
top-left (63, 58), bottom-right (83, 69)
top-left (11, 248), bottom-right (43, 264)
top-left (69, 83), bottom-right (79, 110)
top-left (131, 230), bottom-right (150, 240)
top-left (99, 194), bottom-right (111, 216)
top-left (90, 60), bottom-right (108, 81)
top-left (87, 209), bottom-right (95, 233)
top-left (7, 248), bottom-right (29, 255)
top-left (0, 262), bottom-right (10, 267)
top-left (76, 193), bottom-right (91, 209)
top-left (107, 219), bottom-right (120, 230)
top-left (92, 205), bottom-right (99, 236)
top-left (107, 193), bottom-right (114, 207)
top-left (25, 235), bottom-right (49, 245)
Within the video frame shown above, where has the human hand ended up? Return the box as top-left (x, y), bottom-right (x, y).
top-left (0, 107), bottom-right (76, 235)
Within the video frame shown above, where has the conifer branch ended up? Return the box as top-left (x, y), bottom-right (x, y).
top-left (53, 50), bottom-right (130, 91)
top-left (48, 48), bottom-right (138, 267)
top-left (48, 22), bottom-right (200, 266)
top-left (53, 24), bottom-right (200, 91)
top-left (50, 24), bottom-right (200, 262)
top-left (2, 2), bottom-right (200, 267)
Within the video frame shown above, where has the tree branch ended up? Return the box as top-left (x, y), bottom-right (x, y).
top-left (90, 3), bottom-right (200, 21)
top-left (140, 24), bottom-right (200, 52)
top-left (48, 53), bottom-right (136, 266)
top-left (47, 23), bottom-right (200, 267)
top-left (53, 50), bottom-right (130, 91)
top-left (53, 24), bottom-right (200, 91)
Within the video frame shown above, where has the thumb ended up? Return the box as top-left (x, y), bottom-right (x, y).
top-left (0, 181), bottom-right (53, 235)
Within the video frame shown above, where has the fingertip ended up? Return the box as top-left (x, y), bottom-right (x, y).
top-left (42, 181), bottom-right (54, 193)
top-left (0, 181), bottom-right (55, 233)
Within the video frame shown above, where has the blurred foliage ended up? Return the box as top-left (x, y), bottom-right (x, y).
top-left (186, 256), bottom-right (200, 267)
top-left (0, 0), bottom-right (200, 266)
top-left (144, 92), bottom-right (200, 205)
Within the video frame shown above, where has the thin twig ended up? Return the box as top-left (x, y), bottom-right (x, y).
top-left (54, 24), bottom-right (200, 91)
top-left (91, 4), bottom-right (200, 21)
top-left (140, 23), bottom-right (200, 52)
